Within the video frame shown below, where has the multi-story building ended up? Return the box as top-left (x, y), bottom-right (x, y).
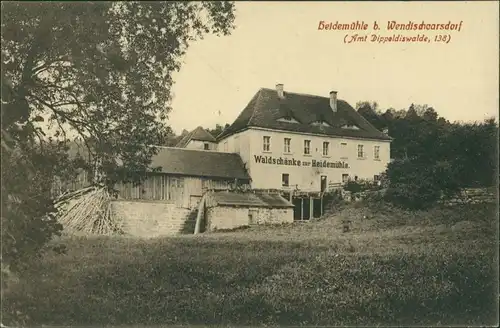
top-left (217, 84), bottom-right (392, 219)
top-left (54, 84), bottom-right (393, 236)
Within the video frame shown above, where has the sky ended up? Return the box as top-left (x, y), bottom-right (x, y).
top-left (167, 1), bottom-right (499, 134)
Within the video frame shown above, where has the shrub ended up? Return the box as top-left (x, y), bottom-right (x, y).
top-left (384, 159), bottom-right (461, 210)
top-left (322, 189), bottom-right (344, 212)
top-left (1, 141), bottom-right (71, 271)
top-left (343, 179), bottom-right (381, 194)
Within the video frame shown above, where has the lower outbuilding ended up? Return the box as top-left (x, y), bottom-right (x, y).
top-left (204, 191), bottom-right (294, 231)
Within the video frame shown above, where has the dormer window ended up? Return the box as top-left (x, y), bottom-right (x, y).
top-left (277, 116), bottom-right (300, 124)
top-left (311, 120), bottom-right (332, 127)
top-left (341, 124), bottom-right (360, 130)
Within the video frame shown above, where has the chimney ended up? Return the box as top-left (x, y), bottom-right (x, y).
top-left (276, 83), bottom-right (284, 99)
top-left (329, 90), bottom-right (338, 112)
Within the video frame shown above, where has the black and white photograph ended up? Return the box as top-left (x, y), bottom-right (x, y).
top-left (1, 1), bottom-right (499, 327)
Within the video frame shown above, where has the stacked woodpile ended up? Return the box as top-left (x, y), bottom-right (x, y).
top-left (55, 186), bottom-right (123, 235)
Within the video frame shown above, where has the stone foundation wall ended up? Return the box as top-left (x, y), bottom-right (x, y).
top-left (206, 206), bottom-right (249, 231)
top-left (254, 208), bottom-right (293, 225)
top-left (442, 188), bottom-right (496, 206)
top-left (206, 206), bottom-right (293, 231)
top-left (111, 200), bottom-right (196, 237)
top-left (340, 187), bottom-right (495, 206)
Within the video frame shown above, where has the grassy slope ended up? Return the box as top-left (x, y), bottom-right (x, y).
top-left (3, 203), bottom-right (498, 326)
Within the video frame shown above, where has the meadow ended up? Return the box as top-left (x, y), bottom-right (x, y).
top-left (2, 202), bottom-right (498, 326)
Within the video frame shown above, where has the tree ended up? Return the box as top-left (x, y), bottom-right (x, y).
top-left (355, 99), bottom-right (497, 210)
top-left (356, 101), bottom-right (386, 131)
top-left (383, 116), bottom-right (497, 210)
top-left (1, 1), bottom-right (236, 268)
top-left (207, 123), bottom-right (230, 138)
top-left (384, 159), bottom-right (460, 210)
top-left (355, 101), bottom-right (380, 113)
top-left (440, 118), bottom-right (498, 187)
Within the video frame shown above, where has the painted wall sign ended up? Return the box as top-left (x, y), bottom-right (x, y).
top-left (254, 155), bottom-right (349, 169)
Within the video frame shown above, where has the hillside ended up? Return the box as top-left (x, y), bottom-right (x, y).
top-left (2, 203), bottom-right (497, 326)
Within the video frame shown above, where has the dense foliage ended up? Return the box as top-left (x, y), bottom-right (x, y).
top-left (356, 102), bottom-right (498, 209)
top-left (343, 178), bottom-right (383, 194)
top-left (1, 1), bottom-right (235, 267)
top-left (207, 123), bottom-right (230, 139)
top-left (164, 123), bottom-right (229, 146)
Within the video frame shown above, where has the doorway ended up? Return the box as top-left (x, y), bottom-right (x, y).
top-left (313, 198), bottom-right (322, 218)
top-left (248, 209), bottom-right (258, 225)
top-left (320, 175), bottom-right (327, 192)
top-left (292, 197), bottom-right (310, 221)
top-left (292, 197), bottom-right (302, 220)
top-left (302, 197), bottom-right (311, 220)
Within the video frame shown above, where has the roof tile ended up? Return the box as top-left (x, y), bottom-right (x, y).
top-left (208, 191), bottom-right (294, 208)
top-left (217, 88), bottom-right (391, 141)
top-left (176, 126), bottom-right (216, 148)
top-left (151, 147), bottom-right (250, 180)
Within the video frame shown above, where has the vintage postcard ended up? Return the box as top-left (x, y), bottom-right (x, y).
top-left (1, 1), bottom-right (498, 327)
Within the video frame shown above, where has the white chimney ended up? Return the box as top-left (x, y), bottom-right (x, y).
top-left (276, 83), bottom-right (284, 99)
top-left (329, 90), bottom-right (338, 112)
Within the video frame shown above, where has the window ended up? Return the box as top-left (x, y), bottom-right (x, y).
top-left (304, 140), bottom-right (311, 155)
top-left (374, 146), bottom-right (380, 160)
top-left (340, 142), bottom-right (347, 158)
top-left (282, 173), bottom-right (289, 187)
top-left (357, 144), bottom-right (364, 158)
top-left (311, 121), bottom-right (332, 127)
top-left (342, 174), bottom-right (349, 183)
top-left (204, 143), bottom-right (210, 150)
top-left (277, 116), bottom-right (300, 124)
top-left (263, 136), bottom-right (271, 152)
top-left (248, 209), bottom-right (257, 225)
top-left (341, 124), bottom-right (359, 130)
top-left (284, 138), bottom-right (291, 153)
top-left (322, 141), bottom-right (329, 156)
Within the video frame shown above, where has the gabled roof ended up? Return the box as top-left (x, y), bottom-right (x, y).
top-left (207, 191), bottom-right (294, 208)
top-left (256, 192), bottom-right (295, 208)
top-left (176, 126), bottom-right (216, 148)
top-left (150, 147), bottom-right (250, 180)
top-left (217, 88), bottom-right (391, 141)
top-left (64, 142), bottom-right (248, 180)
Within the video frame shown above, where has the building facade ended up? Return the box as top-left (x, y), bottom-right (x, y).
top-left (216, 84), bottom-right (392, 219)
top-left (56, 84), bottom-right (392, 235)
top-left (111, 146), bottom-right (252, 235)
top-left (204, 191), bottom-right (294, 231)
top-left (218, 128), bottom-right (390, 192)
top-left (175, 126), bottom-right (218, 150)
